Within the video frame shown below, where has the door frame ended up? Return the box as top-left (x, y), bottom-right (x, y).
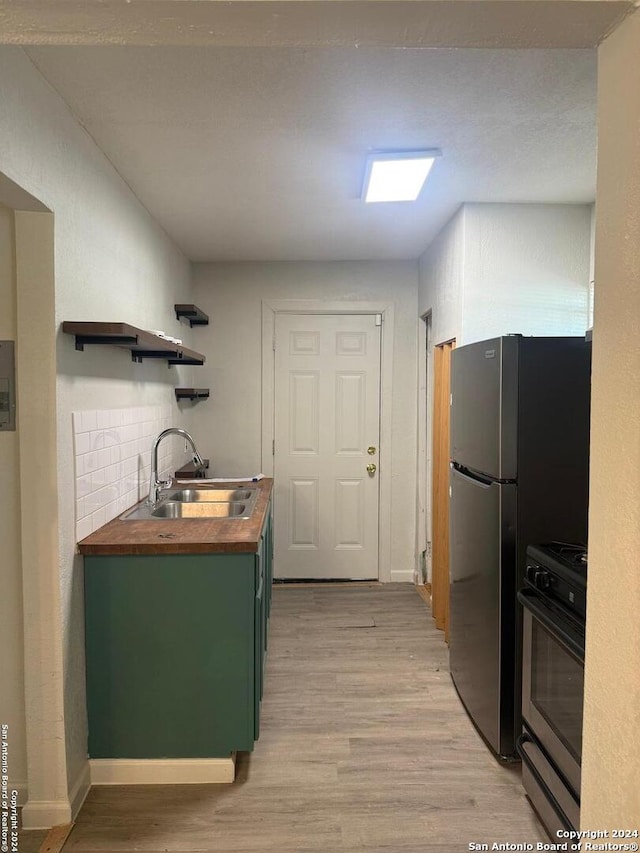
top-left (0, 172), bottom-right (70, 827)
top-left (261, 299), bottom-right (395, 582)
top-left (416, 311), bottom-right (432, 584)
top-left (432, 337), bottom-right (455, 642)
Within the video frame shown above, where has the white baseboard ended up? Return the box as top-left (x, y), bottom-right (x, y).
top-left (390, 569), bottom-right (415, 583)
top-left (21, 800), bottom-right (72, 831)
top-left (14, 781), bottom-right (28, 807)
top-left (68, 761), bottom-right (91, 819)
top-left (90, 756), bottom-right (236, 785)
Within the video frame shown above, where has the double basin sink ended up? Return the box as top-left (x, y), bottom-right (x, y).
top-left (122, 487), bottom-right (258, 521)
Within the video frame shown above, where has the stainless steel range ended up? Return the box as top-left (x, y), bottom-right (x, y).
top-left (517, 542), bottom-right (587, 835)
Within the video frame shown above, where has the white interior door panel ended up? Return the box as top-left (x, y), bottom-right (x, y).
top-left (274, 314), bottom-right (381, 580)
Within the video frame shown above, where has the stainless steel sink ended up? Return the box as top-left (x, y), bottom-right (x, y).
top-left (152, 501), bottom-right (249, 519)
top-left (120, 485), bottom-right (259, 521)
top-left (165, 488), bottom-right (254, 502)
top-left (122, 500), bottom-right (252, 521)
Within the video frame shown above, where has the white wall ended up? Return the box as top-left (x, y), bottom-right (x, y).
top-left (418, 206), bottom-right (465, 346)
top-left (582, 8), bottom-right (640, 826)
top-left (0, 46), bottom-right (197, 819)
top-left (193, 260), bottom-right (419, 581)
top-left (462, 203), bottom-right (591, 342)
top-left (418, 203), bottom-right (592, 347)
top-left (0, 204), bottom-right (28, 801)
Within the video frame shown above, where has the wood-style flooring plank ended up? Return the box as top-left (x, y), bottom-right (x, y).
top-left (63, 584), bottom-right (545, 852)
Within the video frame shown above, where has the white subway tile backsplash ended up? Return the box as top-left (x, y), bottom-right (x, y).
top-left (96, 410), bottom-right (111, 429)
top-left (74, 432), bottom-right (91, 456)
top-left (76, 516), bottom-right (93, 542)
top-left (105, 500), bottom-right (119, 523)
top-left (80, 410), bottom-right (97, 433)
top-left (76, 474), bottom-right (92, 499)
top-left (73, 405), bottom-right (190, 543)
top-left (83, 451), bottom-right (99, 474)
top-left (90, 470), bottom-right (107, 492)
top-left (76, 497), bottom-right (87, 521)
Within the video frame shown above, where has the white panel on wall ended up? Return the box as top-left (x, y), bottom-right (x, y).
top-left (72, 405), bottom-right (188, 542)
top-left (289, 478), bottom-right (319, 549)
top-left (335, 479), bottom-right (365, 549)
top-left (289, 372), bottom-right (319, 454)
top-left (335, 372), bottom-right (365, 455)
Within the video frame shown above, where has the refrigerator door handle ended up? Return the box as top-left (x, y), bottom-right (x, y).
top-left (451, 463), bottom-right (494, 488)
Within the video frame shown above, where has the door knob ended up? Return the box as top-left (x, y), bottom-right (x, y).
top-left (366, 463), bottom-right (377, 475)
top-left (367, 446), bottom-right (377, 455)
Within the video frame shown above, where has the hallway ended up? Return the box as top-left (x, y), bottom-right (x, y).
top-left (58, 584), bottom-right (545, 851)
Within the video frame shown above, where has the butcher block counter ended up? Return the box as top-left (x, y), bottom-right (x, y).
top-left (77, 477), bottom-right (273, 555)
top-left (81, 478), bottom-right (274, 779)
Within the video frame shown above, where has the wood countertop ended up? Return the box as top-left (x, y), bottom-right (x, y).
top-left (78, 479), bottom-right (273, 556)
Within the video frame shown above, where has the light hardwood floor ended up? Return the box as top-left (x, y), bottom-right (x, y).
top-left (57, 584), bottom-right (545, 852)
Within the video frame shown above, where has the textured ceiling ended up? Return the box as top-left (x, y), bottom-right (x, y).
top-left (26, 45), bottom-right (597, 261)
top-left (2, 1), bottom-right (632, 48)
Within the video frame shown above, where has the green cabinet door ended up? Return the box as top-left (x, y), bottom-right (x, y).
top-left (84, 553), bottom-right (256, 758)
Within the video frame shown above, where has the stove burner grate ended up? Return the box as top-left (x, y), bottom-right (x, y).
top-left (547, 541), bottom-right (588, 567)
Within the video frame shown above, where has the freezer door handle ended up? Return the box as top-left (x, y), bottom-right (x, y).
top-left (451, 463), bottom-right (493, 488)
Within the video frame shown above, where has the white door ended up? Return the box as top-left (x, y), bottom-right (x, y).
top-left (274, 313), bottom-right (381, 580)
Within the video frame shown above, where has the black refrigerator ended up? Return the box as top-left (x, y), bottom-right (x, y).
top-left (448, 335), bottom-right (591, 760)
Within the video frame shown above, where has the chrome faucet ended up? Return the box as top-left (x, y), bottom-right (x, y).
top-left (148, 428), bottom-right (204, 505)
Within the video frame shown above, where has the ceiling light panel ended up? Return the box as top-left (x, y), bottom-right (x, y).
top-left (362, 151), bottom-right (440, 203)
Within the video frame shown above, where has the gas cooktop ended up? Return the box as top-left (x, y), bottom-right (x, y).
top-left (525, 542), bottom-right (588, 619)
top-left (537, 542), bottom-right (587, 573)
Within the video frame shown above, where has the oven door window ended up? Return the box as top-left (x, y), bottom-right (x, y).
top-left (531, 620), bottom-right (584, 764)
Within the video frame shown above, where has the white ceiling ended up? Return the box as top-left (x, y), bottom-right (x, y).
top-left (25, 45), bottom-right (597, 261)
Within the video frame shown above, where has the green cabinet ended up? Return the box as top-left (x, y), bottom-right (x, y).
top-left (84, 504), bottom-right (273, 759)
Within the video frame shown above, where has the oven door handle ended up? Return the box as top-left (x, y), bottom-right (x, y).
top-left (517, 589), bottom-right (585, 661)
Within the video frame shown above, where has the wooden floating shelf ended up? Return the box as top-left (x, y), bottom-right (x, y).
top-left (62, 322), bottom-right (206, 365)
top-left (175, 388), bottom-right (210, 401)
top-left (175, 304), bottom-right (209, 327)
top-left (174, 459), bottom-right (210, 478)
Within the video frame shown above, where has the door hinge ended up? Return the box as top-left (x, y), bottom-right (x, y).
top-left (272, 439), bottom-right (275, 455)
top-left (375, 314), bottom-right (383, 326)
top-left (272, 335), bottom-right (276, 351)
